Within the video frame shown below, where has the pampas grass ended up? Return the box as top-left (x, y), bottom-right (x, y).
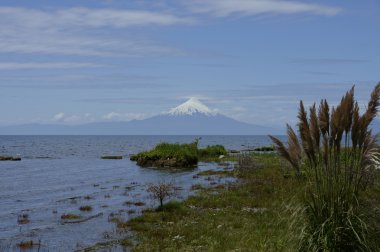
top-left (270, 82), bottom-right (380, 251)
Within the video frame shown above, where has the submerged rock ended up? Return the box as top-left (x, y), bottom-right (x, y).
top-left (0, 156), bottom-right (21, 161)
top-left (101, 156), bottom-right (123, 160)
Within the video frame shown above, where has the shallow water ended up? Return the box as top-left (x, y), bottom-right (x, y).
top-left (0, 135), bottom-right (279, 251)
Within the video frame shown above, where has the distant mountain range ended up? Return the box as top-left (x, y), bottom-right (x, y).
top-left (3, 98), bottom-right (379, 135)
top-left (0, 98), bottom-right (281, 135)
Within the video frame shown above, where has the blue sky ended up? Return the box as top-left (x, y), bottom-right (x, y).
top-left (0, 0), bottom-right (379, 127)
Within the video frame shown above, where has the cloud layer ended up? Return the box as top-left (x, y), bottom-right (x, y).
top-left (0, 7), bottom-right (191, 57)
top-left (186, 0), bottom-right (341, 17)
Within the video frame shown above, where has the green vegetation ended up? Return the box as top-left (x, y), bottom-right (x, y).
top-left (130, 141), bottom-right (228, 168)
top-left (118, 153), bottom-right (304, 251)
top-left (119, 149), bottom-right (380, 251)
top-left (101, 156), bottom-right (123, 159)
top-left (130, 142), bottom-right (198, 167)
top-left (270, 83), bottom-right (380, 251)
top-left (198, 145), bottom-right (227, 157)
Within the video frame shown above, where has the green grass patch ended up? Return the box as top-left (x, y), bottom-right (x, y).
top-left (198, 145), bottom-right (227, 158)
top-left (155, 200), bottom-right (185, 212)
top-left (120, 152), bottom-right (380, 251)
top-left (130, 141), bottom-right (230, 168)
top-left (119, 238), bottom-right (133, 247)
top-left (122, 154), bottom-right (305, 251)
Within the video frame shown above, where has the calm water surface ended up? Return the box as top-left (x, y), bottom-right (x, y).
top-left (0, 135), bottom-right (278, 251)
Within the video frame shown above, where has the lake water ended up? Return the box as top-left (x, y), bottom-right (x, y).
top-left (0, 135), bottom-right (279, 251)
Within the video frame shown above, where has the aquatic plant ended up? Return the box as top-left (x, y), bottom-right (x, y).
top-left (79, 205), bottom-right (92, 211)
top-left (270, 83), bottom-right (380, 251)
top-left (18, 240), bottom-right (40, 250)
top-left (61, 214), bottom-right (81, 220)
top-left (17, 214), bottom-right (30, 225)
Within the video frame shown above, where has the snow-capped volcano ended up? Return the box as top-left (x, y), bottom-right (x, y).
top-left (168, 98), bottom-right (215, 116)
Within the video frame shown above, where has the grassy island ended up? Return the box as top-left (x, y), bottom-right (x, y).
top-left (130, 141), bottom-right (228, 168)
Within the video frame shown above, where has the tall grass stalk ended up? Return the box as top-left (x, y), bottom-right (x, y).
top-left (270, 83), bottom-right (380, 251)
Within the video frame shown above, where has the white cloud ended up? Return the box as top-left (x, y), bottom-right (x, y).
top-left (0, 7), bottom-right (192, 57)
top-left (52, 112), bottom-right (94, 124)
top-left (103, 112), bottom-right (147, 121)
top-left (186, 0), bottom-right (341, 17)
top-left (0, 62), bottom-right (105, 70)
top-left (53, 112), bottom-right (66, 122)
top-left (0, 7), bottom-right (194, 29)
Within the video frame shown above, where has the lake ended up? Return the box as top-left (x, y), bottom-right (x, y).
top-left (0, 135), bottom-right (279, 251)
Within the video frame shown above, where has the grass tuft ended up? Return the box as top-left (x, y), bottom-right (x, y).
top-left (271, 82), bottom-right (380, 251)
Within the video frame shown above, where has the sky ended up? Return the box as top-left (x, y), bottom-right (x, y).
top-left (0, 0), bottom-right (379, 128)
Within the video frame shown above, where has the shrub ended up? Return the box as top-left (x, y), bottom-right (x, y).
top-left (147, 181), bottom-right (176, 209)
top-left (270, 83), bottom-right (380, 251)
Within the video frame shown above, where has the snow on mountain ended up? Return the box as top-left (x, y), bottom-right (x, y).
top-left (168, 98), bottom-right (215, 116)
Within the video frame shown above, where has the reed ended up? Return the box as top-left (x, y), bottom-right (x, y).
top-left (270, 83), bottom-right (380, 251)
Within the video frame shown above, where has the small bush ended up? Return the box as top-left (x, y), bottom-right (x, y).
top-left (147, 182), bottom-right (176, 209)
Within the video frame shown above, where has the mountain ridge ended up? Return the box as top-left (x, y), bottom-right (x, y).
top-left (0, 98), bottom-right (281, 135)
